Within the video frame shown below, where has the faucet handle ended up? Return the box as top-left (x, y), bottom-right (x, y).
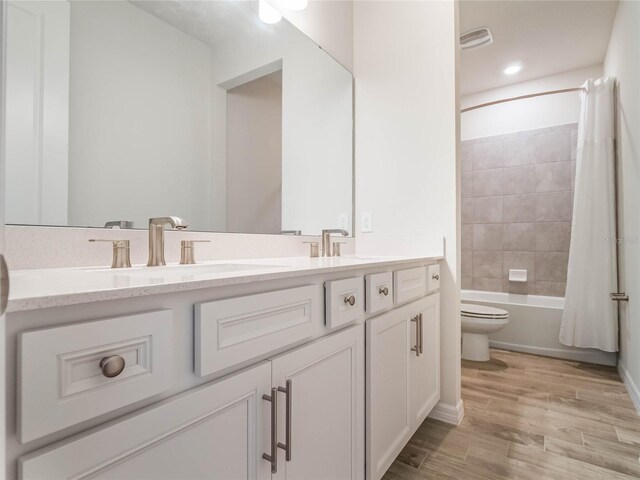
top-left (180, 240), bottom-right (210, 265)
top-left (303, 241), bottom-right (320, 258)
top-left (332, 241), bottom-right (347, 257)
top-left (89, 239), bottom-right (131, 269)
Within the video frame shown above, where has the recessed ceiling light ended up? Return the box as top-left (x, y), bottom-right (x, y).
top-left (504, 64), bottom-right (522, 75)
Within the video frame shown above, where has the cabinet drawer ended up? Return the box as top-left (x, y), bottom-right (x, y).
top-left (427, 264), bottom-right (441, 293)
top-left (365, 272), bottom-right (393, 314)
top-left (195, 285), bottom-right (323, 377)
top-left (393, 267), bottom-right (426, 304)
top-left (18, 310), bottom-right (173, 443)
top-left (325, 277), bottom-right (365, 329)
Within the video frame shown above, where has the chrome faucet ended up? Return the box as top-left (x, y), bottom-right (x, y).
top-left (147, 216), bottom-right (188, 266)
top-left (321, 229), bottom-right (348, 257)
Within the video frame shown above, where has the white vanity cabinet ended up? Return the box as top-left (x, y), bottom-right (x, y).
top-left (9, 259), bottom-right (441, 480)
top-left (365, 293), bottom-right (440, 480)
top-left (19, 324), bottom-right (365, 480)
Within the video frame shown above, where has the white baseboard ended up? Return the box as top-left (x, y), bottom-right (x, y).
top-left (428, 399), bottom-right (464, 425)
top-left (489, 341), bottom-right (617, 366)
top-left (618, 363), bottom-right (640, 414)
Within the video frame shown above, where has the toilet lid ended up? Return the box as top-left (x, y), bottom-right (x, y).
top-left (461, 303), bottom-right (508, 319)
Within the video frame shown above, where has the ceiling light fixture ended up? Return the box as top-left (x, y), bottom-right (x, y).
top-left (259, 0), bottom-right (282, 24)
top-left (504, 64), bottom-right (522, 75)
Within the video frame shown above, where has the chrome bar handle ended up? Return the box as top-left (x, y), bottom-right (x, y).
top-left (262, 388), bottom-right (278, 473)
top-left (419, 313), bottom-right (424, 354)
top-left (277, 379), bottom-right (292, 462)
top-left (410, 315), bottom-right (420, 356)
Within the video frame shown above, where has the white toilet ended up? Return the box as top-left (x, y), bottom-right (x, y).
top-left (461, 303), bottom-right (509, 361)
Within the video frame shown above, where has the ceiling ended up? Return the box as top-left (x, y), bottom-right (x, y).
top-left (130, 1), bottom-right (271, 49)
top-left (459, 0), bottom-right (619, 95)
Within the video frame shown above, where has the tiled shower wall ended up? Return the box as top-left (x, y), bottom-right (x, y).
top-left (461, 123), bottom-right (577, 297)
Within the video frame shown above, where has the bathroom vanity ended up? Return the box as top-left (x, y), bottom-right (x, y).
top-left (5, 256), bottom-right (442, 479)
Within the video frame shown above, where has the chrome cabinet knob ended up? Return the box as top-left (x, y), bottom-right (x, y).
top-left (378, 286), bottom-right (389, 297)
top-left (99, 355), bottom-right (125, 378)
top-left (344, 295), bottom-right (356, 306)
top-left (432, 274), bottom-right (440, 280)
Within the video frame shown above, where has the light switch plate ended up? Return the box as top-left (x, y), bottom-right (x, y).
top-left (361, 212), bottom-right (373, 233)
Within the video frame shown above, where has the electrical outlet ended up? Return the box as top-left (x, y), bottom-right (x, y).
top-left (338, 213), bottom-right (350, 233)
top-left (361, 212), bottom-right (373, 233)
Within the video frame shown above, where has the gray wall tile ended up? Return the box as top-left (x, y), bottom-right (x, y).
top-left (473, 277), bottom-right (504, 292)
top-left (474, 168), bottom-right (503, 197)
top-left (462, 172), bottom-right (474, 198)
top-left (502, 137), bottom-right (536, 167)
top-left (462, 144), bottom-right (473, 172)
top-left (473, 224), bottom-right (503, 251)
top-left (536, 252), bottom-right (570, 282)
top-left (460, 224), bottom-right (473, 250)
top-left (570, 129), bottom-right (578, 161)
top-left (503, 165), bottom-right (535, 195)
top-left (535, 192), bottom-right (573, 222)
top-left (462, 198), bottom-right (474, 224)
top-left (503, 194), bottom-right (536, 223)
top-left (473, 142), bottom-right (505, 170)
top-left (535, 162), bottom-right (571, 193)
top-left (462, 250), bottom-right (473, 276)
top-left (461, 123), bottom-right (576, 297)
top-left (535, 223), bottom-right (571, 252)
top-left (462, 224), bottom-right (473, 251)
top-left (473, 197), bottom-right (503, 223)
top-left (503, 223), bottom-right (535, 251)
top-left (535, 281), bottom-right (567, 297)
top-left (503, 279), bottom-right (531, 295)
top-left (534, 131), bottom-right (571, 163)
top-left (473, 251), bottom-right (503, 279)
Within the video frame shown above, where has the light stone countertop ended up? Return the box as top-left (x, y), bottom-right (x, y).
top-left (7, 255), bottom-right (443, 313)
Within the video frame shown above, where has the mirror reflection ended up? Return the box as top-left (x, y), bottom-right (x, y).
top-left (5, 0), bottom-right (353, 235)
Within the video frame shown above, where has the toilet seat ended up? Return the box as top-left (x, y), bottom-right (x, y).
top-left (461, 303), bottom-right (508, 319)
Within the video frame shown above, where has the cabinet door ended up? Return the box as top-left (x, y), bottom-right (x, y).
top-left (20, 363), bottom-right (272, 480)
top-left (271, 325), bottom-right (365, 480)
top-left (366, 309), bottom-right (411, 480)
top-left (410, 293), bottom-right (440, 425)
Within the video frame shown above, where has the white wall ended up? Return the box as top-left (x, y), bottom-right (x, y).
top-left (604, 0), bottom-right (640, 409)
top-left (278, 0), bottom-right (353, 72)
top-left (354, 0), bottom-right (461, 418)
top-left (210, 20), bottom-right (353, 236)
top-left (226, 71), bottom-right (282, 235)
top-left (461, 65), bottom-right (603, 140)
top-left (68, 1), bottom-right (213, 230)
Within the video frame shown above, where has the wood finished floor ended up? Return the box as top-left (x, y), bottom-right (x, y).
top-left (384, 349), bottom-right (640, 480)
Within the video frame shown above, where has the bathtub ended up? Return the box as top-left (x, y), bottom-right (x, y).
top-left (461, 290), bottom-right (617, 366)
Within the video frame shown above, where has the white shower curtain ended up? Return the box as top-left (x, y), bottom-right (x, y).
top-left (559, 77), bottom-right (618, 352)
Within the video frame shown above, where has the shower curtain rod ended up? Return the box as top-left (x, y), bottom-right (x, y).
top-left (461, 87), bottom-right (586, 113)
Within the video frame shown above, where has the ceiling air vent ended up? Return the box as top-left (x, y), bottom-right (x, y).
top-left (459, 27), bottom-right (493, 51)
